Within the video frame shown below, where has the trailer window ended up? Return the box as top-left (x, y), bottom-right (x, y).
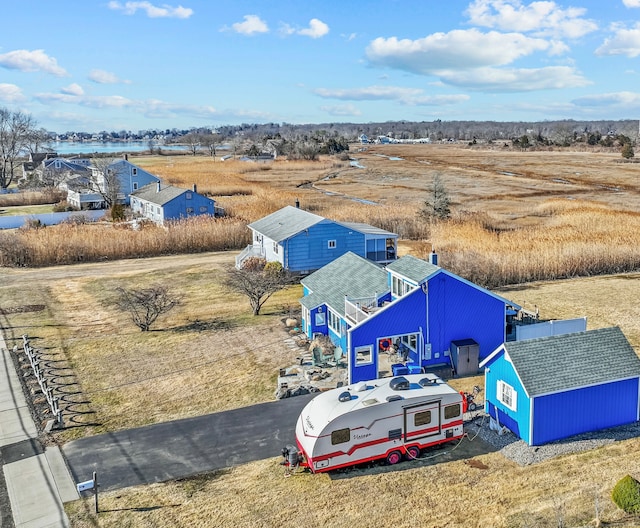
top-left (444, 404), bottom-right (461, 420)
top-left (331, 428), bottom-right (350, 445)
top-left (414, 410), bottom-right (431, 427)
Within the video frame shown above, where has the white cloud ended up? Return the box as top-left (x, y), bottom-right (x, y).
top-left (107, 1), bottom-right (193, 19)
top-left (319, 104), bottom-right (362, 117)
top-left (623, 0), bottom-right (640, 7)
top-left (572, 91), bottom-right (640, 107)
top-left (465, 0), bottom-right (597, 38)
top-left (35, 92), bottom-right (134, 109)
top-left (231, 15), bottom-right (268, 35)
top-left (0, 84), bottom-right (26, 103)
top-left (0, 49), bottom-right (68, 77)
top-left (437, 65), bottom-right (590, 91)
top-left (595, 23), bottom-right (640, 57)
top-left (298, 19), bottom-right (329, 39)
top-left (314, 86), bottom-right (470, 105)
top-left (88, 69), bottom-right (130, 84)
top-left (61, 83), bottom-right (84, 96)
top-left (366, 29), bottom-right (554, 73)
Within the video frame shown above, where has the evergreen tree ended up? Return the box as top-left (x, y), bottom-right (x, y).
top-left (421, 173), bottom-right (451, 220)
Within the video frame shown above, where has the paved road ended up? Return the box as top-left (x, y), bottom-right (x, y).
top-left (63, 394), bottom-right (314, 491)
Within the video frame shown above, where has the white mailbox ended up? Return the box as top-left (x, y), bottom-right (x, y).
top-left (76, 479), bottom-right (95, 493)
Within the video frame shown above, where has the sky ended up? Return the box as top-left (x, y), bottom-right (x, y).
top-left (1, 0), bottom-right (640, 133)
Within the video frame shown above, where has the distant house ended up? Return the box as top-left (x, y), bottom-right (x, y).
top-left (130, 183), bottom-right (217, 224)
top-left (300, 252), bottom-right (521, 384)
top-left (236, 205), bottom-right (397, 273)
top-left (480, 327), bottom-right (640, 445)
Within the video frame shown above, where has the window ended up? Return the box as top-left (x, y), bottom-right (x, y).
top-left (132, 182), bottom-right (138, 190)
top-left (444, 404), bottom-right (461, 420)
top-left (328, 310), bottom-right (341, 335)
top-left (186, 207), bottom-right (194, 214)
top-left (273, 242), bottom-right (279, 254)
top-left (199, 206), bottom-right (208, 213)
top-left (328, 240), bottom-right (336, 249)
top-left (414, 410), bottom-right (431, 427)
top-left (315, 311), bottom-right (326, 326)
top-left (186, 192), bottom-right (192, 199)
top-left (132, 168), bottom-right (137, 175)
top-left (392, 275), bottom-right (402, 296)
top-left (497, 380), bottom-right (517, 411)
top-left (331, 428), bottom-right (350, 445)
top-left (355, 345), bottom-right (373, 365)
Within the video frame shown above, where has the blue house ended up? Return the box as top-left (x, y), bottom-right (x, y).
top-left (130, 183), bottom-right (217, 224)
top-left (236, 205), bottom-right (397, 273)
top-left (480, 327), bottom-right (640, 445)
top-left (100, 159), bottom-right (161, 205)
top-left (300, 252), bottom-right (520, 384)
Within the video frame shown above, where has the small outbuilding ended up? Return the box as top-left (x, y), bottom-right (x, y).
top-left (481, 327), bottom-right (640, 445)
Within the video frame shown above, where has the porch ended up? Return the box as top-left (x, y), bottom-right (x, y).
top-left (235, 244), bottom-right (265, 269)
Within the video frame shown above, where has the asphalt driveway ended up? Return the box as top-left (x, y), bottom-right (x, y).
top-left (63, 394), bottom-right (315, 491)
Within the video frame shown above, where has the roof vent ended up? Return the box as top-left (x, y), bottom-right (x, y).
top-left (355, 382), bottom-right (368, 392)
top-left (386, 395), bottom-right (403, 402)
top-left (389, 376), bottom-right (410, 391)
top-left (419, 377), bottom-right (438, 387)
top-left (338, 391), bottom-right (352, 402)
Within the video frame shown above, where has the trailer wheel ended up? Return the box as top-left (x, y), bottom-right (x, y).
top-left (386, 450), bottom-right (402, 465)
top-left (468, 402), bottom-right (477, 412)
top-left (406, 446), bottom-right (420, 460)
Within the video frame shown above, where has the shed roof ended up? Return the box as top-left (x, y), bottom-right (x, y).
top-left (247, 206), bottom-right (324, 243)
top-left (386, 254), bottom-right (439, 283)
top-left (300, 252), bottom-right (388, 315)
top-left (338, 221), bottom-right (397, 238)
top-left (131, 183), bottom-right (191, 206)
top-left (497, 327), bottom-right (640, 397)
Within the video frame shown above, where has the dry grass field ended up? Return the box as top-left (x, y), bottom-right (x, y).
top-left (2, 144), bottom-right (640, 526)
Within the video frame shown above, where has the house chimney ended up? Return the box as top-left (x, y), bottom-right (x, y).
top-left (156, 181), bottom-right (161, 192)
top-left (193, 184), bottom-right (197, 193)
top-left (295, 198), bottom-right (300, 208)
top-left (429, 249), bottom-right (438, 266)
top-left (123, 153), bottom-right (128, 161)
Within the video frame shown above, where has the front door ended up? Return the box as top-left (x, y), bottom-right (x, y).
top-left (403, 400), bottom-right (441, 442)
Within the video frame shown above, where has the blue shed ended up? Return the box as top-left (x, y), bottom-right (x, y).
top-left (300, 252), bottom-right (520, 384)
top-left (237, 205), bottom-right (397, 273)
top-left (480, 327), bottom-right (640, 446)
top-left (130, 183), bottom-right (216, 224)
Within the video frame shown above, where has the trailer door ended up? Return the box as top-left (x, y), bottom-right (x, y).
top-left (403, 400), bottom-right (441, 442)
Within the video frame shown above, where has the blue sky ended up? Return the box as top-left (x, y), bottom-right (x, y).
top-left (1, 0), bottom-right (640, 133)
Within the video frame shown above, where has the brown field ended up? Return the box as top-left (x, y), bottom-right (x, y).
top-left (2, 144), bottom-right (640, 526)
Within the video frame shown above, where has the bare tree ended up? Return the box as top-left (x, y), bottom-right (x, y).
top-left (117, 285), bottom-right (180, 331)
top-left (0, 107), bottom-right (37, 190)
top-left (181, 132), bottom-right (201, 155)
top-left (89, 157), bottom-right (122, 209)
top-left (201, 132), bottom-right (222, 158)
top-left (225, 260), bottom-right (296, 315)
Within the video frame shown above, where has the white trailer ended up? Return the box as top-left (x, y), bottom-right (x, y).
top-left (294, 373), bottom-right (464, 473)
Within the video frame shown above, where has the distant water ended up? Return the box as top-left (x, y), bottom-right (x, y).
top-left (49, 141), bottom-right (192, 155)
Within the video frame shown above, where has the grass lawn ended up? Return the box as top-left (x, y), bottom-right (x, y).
top-left (0, 203), bottom-right (54, 215)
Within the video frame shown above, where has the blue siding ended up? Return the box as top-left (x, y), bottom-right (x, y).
top-left (532, 378), bottom-right (640, 445)
top-left (483, 351), bottom-right (532, 444)
top-left (427, 273), bottom-right (505, 363)
top-left (349, 288), bottom-right (426, 383)
top-left (110, 160), bottom-right (159, 204)
top-left (163, 192), bottom-right (215, 221)
top-left (284, 221), bottom-right (365, 272)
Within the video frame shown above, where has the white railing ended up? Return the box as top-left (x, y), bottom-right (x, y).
top-left (235, 244), bottom-right (264, 268)
top-left (345, 295), bottom-right (378, 324)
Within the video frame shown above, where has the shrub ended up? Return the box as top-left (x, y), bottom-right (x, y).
top-left (612, 474), bottom-right (640, 514)
top-left (241, 256), bottom-right (266, 272)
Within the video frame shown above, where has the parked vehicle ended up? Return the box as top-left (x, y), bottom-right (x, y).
top-left (289, 373), bottom-right (464, 473)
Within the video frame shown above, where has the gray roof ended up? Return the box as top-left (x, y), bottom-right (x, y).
top-left (300, 252), bottom-right (389, 315)
top-left (131, 183), bottom-right (190, 206)
top-left (338, 221), bottom-right (397, 238)
top-left (247, 206), bottom-right (324, 243)
top-left (386, 254), bottom-right (439, 283)
top-left (503, 327), bottom-right (640, 397)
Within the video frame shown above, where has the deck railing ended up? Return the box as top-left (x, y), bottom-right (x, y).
top-left (345, 295), bottom-right (378, 324)
top-left (235, 244), bottom-right (264, 268)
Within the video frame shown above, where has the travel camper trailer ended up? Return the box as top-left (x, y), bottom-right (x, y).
top-left (292, 373), bottom-right (464, 473)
